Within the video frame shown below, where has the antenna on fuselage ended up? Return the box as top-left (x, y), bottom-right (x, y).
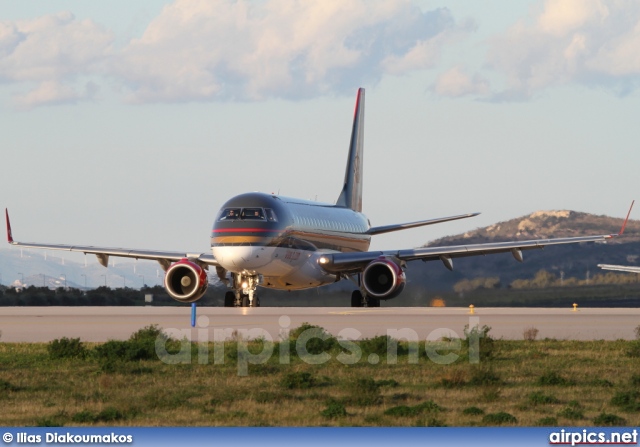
top-left (335, 88), bottom-right (365, 212)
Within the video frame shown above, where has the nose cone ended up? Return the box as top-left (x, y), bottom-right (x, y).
top-left (212, 246), bottom-right (271, 272)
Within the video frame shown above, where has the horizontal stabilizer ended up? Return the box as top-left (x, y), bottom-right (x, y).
top-left (367, 212), bottom-right (480, 236)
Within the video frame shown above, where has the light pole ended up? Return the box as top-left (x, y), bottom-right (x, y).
top-left (139, 275), bottom-right (145, 289)
top-left (121, 275), bottom-right (126, 288)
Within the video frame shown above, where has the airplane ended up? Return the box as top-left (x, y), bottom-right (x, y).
top-left (4, 88), bottom-right (626, 308)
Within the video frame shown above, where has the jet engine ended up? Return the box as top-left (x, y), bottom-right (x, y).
top-left (362, 256), bottom-right (406, 300)
top-left (164, 259), bottom-right (209, 303)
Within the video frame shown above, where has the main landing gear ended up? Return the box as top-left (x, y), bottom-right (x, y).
top-left (350, 290), bottom-right (380, 308)
top-left (224, 273), bottom-right (261, 307)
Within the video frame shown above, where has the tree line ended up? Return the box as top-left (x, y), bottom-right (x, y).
top-left (453, 269), bottom-right (639, 294)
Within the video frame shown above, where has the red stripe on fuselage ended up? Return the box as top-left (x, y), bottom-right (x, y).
top-left (212, 228), bottom-right (278, 233)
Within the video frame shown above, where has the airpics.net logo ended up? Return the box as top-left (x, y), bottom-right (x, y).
top-left (549, 429), bottom-right (638, 446)
top-left (153, 315), bottom-right (487, 376)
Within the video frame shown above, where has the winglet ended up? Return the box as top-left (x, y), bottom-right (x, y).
top-left (618, 200), bottom-right (635, 236)
top-left (5, 208), bottom-right (14, 244)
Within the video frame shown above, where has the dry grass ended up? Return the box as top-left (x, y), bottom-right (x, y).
top-left (1, 333), bottom-right (640, 426)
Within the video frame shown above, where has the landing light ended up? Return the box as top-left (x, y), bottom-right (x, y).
top-left (241, 281), bottom-right (248, 288)
top-left (319, 257), bottom-right (328, 264)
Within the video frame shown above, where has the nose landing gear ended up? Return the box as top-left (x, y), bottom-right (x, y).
top-left (224, 273), bottom-right (261, 307)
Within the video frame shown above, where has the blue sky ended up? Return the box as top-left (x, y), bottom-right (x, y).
top-left (1, 0), bottom-right (639, 256)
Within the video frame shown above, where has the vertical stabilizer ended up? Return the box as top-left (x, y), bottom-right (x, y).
top-left (336, 88), bottom-right (365, 212)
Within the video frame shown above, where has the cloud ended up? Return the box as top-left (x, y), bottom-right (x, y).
top-left (486, 0), bottom-right (640, 99)
top-left (0, 1), bottom-right (469, 107)
top-left (432, 66), bottom-right (489, 97)
top-left (12, 80), bottom-right (98, 110)
top-left (113, 0), bottom-right (468, 102)
top-left (0, 12), bottom-right (112, 110)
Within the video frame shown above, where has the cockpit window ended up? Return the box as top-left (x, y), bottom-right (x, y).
top-left (241, 208), bottom-right (265, 220)
top-left (219, 208), bottom-right (241, 220)
top-left (218, 207), bottom-right (278, 222)
top-left (265, 208), bottom-right (278, 222)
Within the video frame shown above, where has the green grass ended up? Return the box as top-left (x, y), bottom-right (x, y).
top-left (1, 324), bottom-right (640, 426)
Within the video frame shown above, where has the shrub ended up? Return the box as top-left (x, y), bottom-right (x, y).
top-left (528, 391), bottom-right (560, 405)
top-left (289, 323), bottom-right (337, 356)
top-left (535, 416), bottom-right (558, 426)
top-left (359, 335), bottom-right (393, 356)
top-left (47, 337), bottom-right (87, 360)
top-left (93, 325), bottom-right (176, 363)
top-left (348, 378), bottom-right (381, 406)
top-left (536, 371), bottom-right (575, 386)
top-left (71, 407), bottom-right (127, 424)
top-left (468, 368), bottom-right (502, 386)
top-left (0, 380), bottom-right (18, 392)
top-left (440, 370), bottom-right (467, 388)
top-left (558, 401), bottom-right (585, 420)
top-left (523, 326), bottom-right (539, 341)
top-left (625, 341), bottom-right (640, 358)
top-left (593, 412), bottom-right (626, 426)
top-left (463, 324), bottom-right (495, 361)
top-left (421, 417), bottom-right (447, 427)
top-left (384, 405), bottom-right (420, 417)
top-left (282, 372), bottom-right (316, 389)
top-left (125, 325), bottom-right (171, 360)
top-left (71, 410), bottom-right (96, 423)
top-left (590, 379), bottom-right (614, 387)
top-left (96, 407), bottom-right (126, 422)
top-left (482, 411), bottom-right (517, 425)
top-left (34, 411), bottom-right (68, 427)
top-left (610, 391), bottom-right (640, 412)
top-left (384, 401), bottom-right (442, 417)
top-left (320, 400), bottom-right (347, 419)
top-left (462, 406), bottom-right (484, 416)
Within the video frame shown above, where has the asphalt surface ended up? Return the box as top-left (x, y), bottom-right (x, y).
top-left (1, 306), bottom-right (639, 342)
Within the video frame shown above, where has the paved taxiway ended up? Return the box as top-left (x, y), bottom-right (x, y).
top-left (0, 306), bottom-right (639, 342)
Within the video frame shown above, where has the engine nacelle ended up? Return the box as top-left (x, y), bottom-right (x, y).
top-left (362, 256), bottom-right (406, 300)
top-left (164, 259), bottom-right (208, 303)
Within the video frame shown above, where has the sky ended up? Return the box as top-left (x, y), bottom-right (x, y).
top-left (1, 0), bottom-right (639, 260)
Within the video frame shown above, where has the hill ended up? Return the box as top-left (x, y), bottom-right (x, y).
top-left (404, 210), bottom-right (640, 297)
top-left (429, 210), bottom-right (640, 245)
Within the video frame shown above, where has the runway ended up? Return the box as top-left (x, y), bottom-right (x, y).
top-left (0, 306), bottom-right (639, 342)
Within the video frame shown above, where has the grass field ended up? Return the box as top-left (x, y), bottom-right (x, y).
top-left (1, 324), bottom-right (640, 427)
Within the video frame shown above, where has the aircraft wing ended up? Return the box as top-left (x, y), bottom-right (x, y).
top-left (597, 264), bottom-right (640, 273)
top-left (322, 201), bottom-right (635, 274)
top-left (319, 234), bottom-right (616, 274)
top-left (5, 209), bottom-right (218, 271)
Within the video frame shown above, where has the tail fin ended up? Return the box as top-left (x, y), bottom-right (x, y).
top-left (336, 88), bottom-right (365, 212)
